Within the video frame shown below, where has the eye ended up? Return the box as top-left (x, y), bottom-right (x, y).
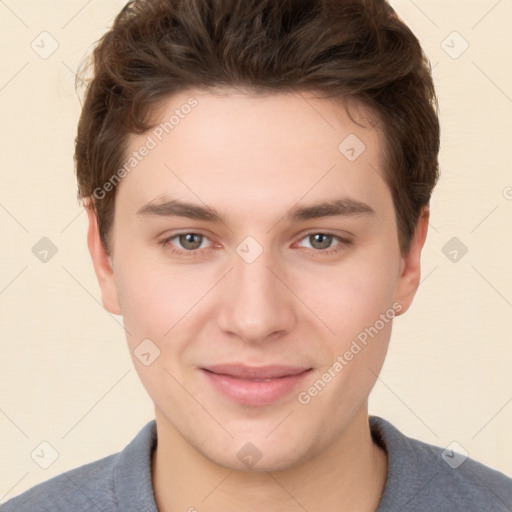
top-left (296, 232), bottom-right (351, 254)
top-left (160, 232), bottom-right (213, 255)
top-left (159, 231), bottom-right (352, 258)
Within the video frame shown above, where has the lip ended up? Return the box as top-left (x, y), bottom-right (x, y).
top-left (200, 364), bottom-right (312, 406)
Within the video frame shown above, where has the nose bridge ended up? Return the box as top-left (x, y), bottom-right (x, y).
top-left (234, 236), bottom-right (277, 296)
top-left (216, 235), bottom-right (295, 342)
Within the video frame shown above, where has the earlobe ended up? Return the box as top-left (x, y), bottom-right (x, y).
top-left (85, 204), bottom-right (122, 315)
top-left (394, 206), bottom-right (430, 315)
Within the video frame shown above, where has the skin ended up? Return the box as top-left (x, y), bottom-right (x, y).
top-left (87, 88), bottom-right (429, 512)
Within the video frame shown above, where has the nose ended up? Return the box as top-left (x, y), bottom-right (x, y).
top-left (216, 239), bottom-right (297, 344)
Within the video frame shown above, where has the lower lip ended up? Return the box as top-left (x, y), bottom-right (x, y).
top-left (201, 369), bottom-right (312, 406)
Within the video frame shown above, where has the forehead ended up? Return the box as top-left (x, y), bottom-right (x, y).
top-left (118, 88), bottom-right (390, 220)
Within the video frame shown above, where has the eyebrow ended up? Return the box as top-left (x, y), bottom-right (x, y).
top-left (136, 196), bottom-right (375, 223)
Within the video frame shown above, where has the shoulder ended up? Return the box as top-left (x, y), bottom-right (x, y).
top-left (0, 452), bottom-right (119, 512)
top-left (411, 435), bottom-right (512, 509)
top-left (370, 416), bottom-right (512, 511)
top-left (1, 420), bottom-right (158, 512)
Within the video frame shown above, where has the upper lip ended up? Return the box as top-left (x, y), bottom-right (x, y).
top-left (202, 364), bottom-right (311, 380)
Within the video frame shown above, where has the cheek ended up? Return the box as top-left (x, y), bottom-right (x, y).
top-left (295, 256), bottom-right (398, 418)
top-left (347, 263), bottom-right (398, 320)
top-left (113, 252), bottom-right (203, 347)
top-left (296, 251), bottom-right (400, 346)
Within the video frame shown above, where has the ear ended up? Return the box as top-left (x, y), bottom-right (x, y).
top-left (85, 204), bottom-right (122, 315)
top-left (394, 206), bottom-right (430, 316)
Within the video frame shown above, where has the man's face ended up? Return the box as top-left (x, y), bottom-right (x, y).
top-left (89, 89), bottom-right (424, 471)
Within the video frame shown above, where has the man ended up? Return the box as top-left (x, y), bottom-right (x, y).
top-left (3, 0), bottom-right (511, 510)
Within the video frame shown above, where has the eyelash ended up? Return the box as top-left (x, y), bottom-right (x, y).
top-left (158, 231), bottom-right (352, 258)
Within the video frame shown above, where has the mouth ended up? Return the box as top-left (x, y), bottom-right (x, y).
top-left (200, 364), bottom-right (313, 406)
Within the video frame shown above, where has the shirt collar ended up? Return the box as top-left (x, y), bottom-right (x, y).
top-left (114, 419), bottom-right (159, 512)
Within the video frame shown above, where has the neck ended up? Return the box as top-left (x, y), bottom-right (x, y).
top-left (151, 405), bottom-right (387, 512)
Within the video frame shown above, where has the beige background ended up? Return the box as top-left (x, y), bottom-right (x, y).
top-left (1, 0), bottom-right (511, 502)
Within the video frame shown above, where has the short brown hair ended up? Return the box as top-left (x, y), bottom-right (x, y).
top-left (75, 0), bottom-right (440, 254)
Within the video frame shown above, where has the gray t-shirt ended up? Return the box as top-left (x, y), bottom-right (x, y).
top-left (2, 416), bottom-right (511, 511)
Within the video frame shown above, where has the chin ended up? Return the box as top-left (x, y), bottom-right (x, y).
top-left (209, 448), bottom-right (309, 473)
top-left (196, 431), bottom-right (318, 474)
